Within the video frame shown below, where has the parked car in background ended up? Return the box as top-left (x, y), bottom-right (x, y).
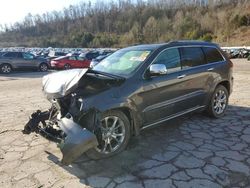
top-left (0, 51), bottom-right (49, 74)
top-left (222, 48), bottom-right (250, 59)
top-left (46, 51), bottom-right (68, 62)
top-left (0, 52), bottom-right (5, 57)
top-left (240, 49), bottom-right (250, 58)
top-left (79, 51), bottom-right (100, 60)
top-left (50, 55), bottom-right (91, 69)
top-left (90, 53), bottom-right (112, 68)
top-left (24, 41), bottom-right (233, 164)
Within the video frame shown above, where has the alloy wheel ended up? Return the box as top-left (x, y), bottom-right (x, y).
top-left (64, 64), bottom-right (71, 69)
top-left (40, 64), bottom-right (48, 72)
top-left (213, 89), bottom-right (227, 115)
top-left (1, 64), bottom-right (11, 73)
top-left (96, 116), bottom-right (126, 154)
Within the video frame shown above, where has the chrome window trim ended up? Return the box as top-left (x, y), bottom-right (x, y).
top-left (202, 46), bottom-right (226, 64)
top-left (142, 45), bottom-right (226, 79)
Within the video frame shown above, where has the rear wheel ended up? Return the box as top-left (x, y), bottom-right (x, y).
top-left (64, 64), bottom-right (71, 70)
top-left (0, 64), bottom-right (12, 74)
top-left (207, 85), bottom-right (229, 118)
top-left (86, 110), bottom-right (131, 160)
top-left (39, 63), bottom-right (48, 72)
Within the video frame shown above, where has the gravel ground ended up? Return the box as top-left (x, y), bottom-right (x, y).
top-left (0, 59), bottom-right (250, 188)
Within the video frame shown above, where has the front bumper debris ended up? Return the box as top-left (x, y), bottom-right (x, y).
top-left (58, 117), bottom-right (98, 165)
top-left (23, 110), bottom-right (98, 165)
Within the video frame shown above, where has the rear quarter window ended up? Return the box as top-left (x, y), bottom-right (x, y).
top-left (202, 47), bottom-right (224, 64)
top-left (16, 52), bottom-right (23, 58)
top-left (3, 52), bottom-right (16, 58)
top-left (69, 56), bottom-right (77, 60)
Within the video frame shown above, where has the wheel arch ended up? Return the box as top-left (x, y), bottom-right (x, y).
top-left (108, 107), bottom-right (141, 136)
top-left (39, 62), bottom-right (48, 66)
top-left (216, 80), bottom-right (230, 94)
top-left (1, 62), bottom-right (12, 68)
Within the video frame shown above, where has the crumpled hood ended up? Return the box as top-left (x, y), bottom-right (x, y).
top-left (42, 69), bottom-right (88, 100)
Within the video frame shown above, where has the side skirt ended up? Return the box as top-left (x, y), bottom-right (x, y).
top-left (140, 105), bottom-right (206, 131)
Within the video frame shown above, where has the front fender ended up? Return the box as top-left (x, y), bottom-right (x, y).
top-left (85, 97), bottom-right (143, 136)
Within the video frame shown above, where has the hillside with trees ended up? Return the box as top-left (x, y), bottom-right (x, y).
top-left (0, 0), bottom-right (249, 47)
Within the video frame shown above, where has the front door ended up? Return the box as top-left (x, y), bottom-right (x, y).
top-left (141, 47), bottom-right (190, 125)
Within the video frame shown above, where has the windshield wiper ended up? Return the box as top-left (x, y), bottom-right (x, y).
top-left (88, 69), bottom-right (125, 80)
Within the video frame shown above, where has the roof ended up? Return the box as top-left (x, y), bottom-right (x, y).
top-left (123, 43), bottom-right (165, 51)
top-left (168, 40), bottom-right (218, 47)
top-left (123, 40), bottom-right (219, 51)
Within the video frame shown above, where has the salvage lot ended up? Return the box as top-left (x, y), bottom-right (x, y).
top-left (0, 59), bottom-right (250, 187)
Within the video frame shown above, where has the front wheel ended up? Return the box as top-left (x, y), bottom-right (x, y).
top-left (86, 110), bottom-right (131, 160)
top-left (207, 85), bottom-right (229, 118)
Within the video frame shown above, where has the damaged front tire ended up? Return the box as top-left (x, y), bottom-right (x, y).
top-left (86, 110), bottom-right (131, 160)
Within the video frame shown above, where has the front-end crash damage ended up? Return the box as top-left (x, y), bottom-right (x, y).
top-left (23, 69), bottom-right (111, 165)
top-left (23, 107), bottom-right (99, 165)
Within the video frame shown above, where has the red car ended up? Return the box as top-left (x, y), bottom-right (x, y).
top-left (50, 56), bottom-right (91, 69)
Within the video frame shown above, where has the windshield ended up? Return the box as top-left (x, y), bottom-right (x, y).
top-left (93, 48), bottom-right (151, 76)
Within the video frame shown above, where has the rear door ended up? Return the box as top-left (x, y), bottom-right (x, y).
top-left (21, 52), bottom-right (37, 69)
top-left (76, 56), bottom-right (90, 68)
top-left (68, 56), bottom-right (79, 68)
top-left (202, 46), bottom-right (228, 98)
top-left (178, 47), bottom-right (211, 108)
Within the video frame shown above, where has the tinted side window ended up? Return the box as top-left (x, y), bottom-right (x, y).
top-left (16, 52), bottom-right (23, 58)
top-left (77, 56), bottom-right (85, 60)
top-left (153, 48), bottom-right (181, 73)
top-left (23, 53), bottom-right (34, 59)
top-left (180, 47), bottom-right (205, 69)
top-left (3, 52), bottom-right (16, 58)
top-left (69, 56), bottom-right (77, 60)
top-left (56, 52), bottom-right (66, 56)
top-left (202, 47), bottom-right (224, 64)
top-left (86, 52), bottom-right (99, 60)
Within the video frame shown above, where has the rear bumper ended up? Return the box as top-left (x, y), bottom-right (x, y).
top-left (23, 110), bottom-right (98, 165)
top-left (50, 65), bottom-right (61, 69)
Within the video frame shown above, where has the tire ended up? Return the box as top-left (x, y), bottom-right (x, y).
top-left (86, 110), bottom-right (131, 160)
top-left (39, 63), bottom-right (48, 72)
top-left (207, 85), bottom-right (229, 118)
top-left (0, 64), bottom-right (12, 74)
top-left (64, 64), bottom-right (71, 70)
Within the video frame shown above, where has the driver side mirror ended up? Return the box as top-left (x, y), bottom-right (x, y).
top-left (149, 64), bottom-right (168, 76)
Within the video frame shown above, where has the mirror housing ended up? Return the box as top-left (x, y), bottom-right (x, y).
top-left (149, 64), bottom-right (167, 76)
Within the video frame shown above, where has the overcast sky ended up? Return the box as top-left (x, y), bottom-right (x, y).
top-left (0, 0), bottom-right (87, 26)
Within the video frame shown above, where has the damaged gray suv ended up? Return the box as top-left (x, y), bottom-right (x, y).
top-left (23, 41), bottom-right (233, 165)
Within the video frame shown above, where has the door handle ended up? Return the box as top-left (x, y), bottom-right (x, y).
top-left (177, 74), bottom-right (186, 79)
top-left (207, 68), bottom-right (214, 71)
